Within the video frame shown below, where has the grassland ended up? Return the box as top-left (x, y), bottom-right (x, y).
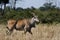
top-left (0, 23), bottom-right (60, 40)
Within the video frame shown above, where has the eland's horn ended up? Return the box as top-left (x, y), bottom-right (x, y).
top-left (31, 12), bottom-right (36, 16)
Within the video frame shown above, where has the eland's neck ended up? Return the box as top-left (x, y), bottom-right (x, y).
top-left (30, 18), bottom-right (35, 24)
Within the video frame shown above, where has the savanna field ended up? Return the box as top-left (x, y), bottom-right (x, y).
top-left (0, 23), bottom-right (60, 40)
top-left (0, 1), bottom-right (60, 40)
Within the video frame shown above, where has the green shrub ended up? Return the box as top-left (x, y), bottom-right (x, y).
top-left (0, 6), bottom-right (60, 24)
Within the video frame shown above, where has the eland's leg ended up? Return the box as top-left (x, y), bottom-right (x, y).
top-left (28, 30), bottom-right (32, 34)
top-left (6, 27), bottom-right (13, 35)
top-left (24, 25), bottom-right (29, 34)
top-left (24, 26), bottom-right (27, 34)
top-left (27, 28), bottom-right (32, 34)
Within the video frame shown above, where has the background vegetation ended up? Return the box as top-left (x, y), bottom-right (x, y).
top-left (0, 2), bottom-right (60, 24)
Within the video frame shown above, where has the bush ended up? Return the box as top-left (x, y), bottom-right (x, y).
top-left (0, 6), bottom-right (60, 24)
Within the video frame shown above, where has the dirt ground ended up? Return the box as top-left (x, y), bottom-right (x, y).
top-left (0, 23), bottom-right (60, 40)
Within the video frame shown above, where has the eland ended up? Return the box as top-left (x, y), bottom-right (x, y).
top-left (6, 12), bottom-right (39, 35)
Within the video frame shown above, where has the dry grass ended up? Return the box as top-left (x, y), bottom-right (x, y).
top-left (0, 23), bottom-right (60, 40)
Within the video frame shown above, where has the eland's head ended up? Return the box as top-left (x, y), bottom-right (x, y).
top-left (33, 16), bottom-right (39, 23)
top-left (30, 12), bottom-right (39, 24)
